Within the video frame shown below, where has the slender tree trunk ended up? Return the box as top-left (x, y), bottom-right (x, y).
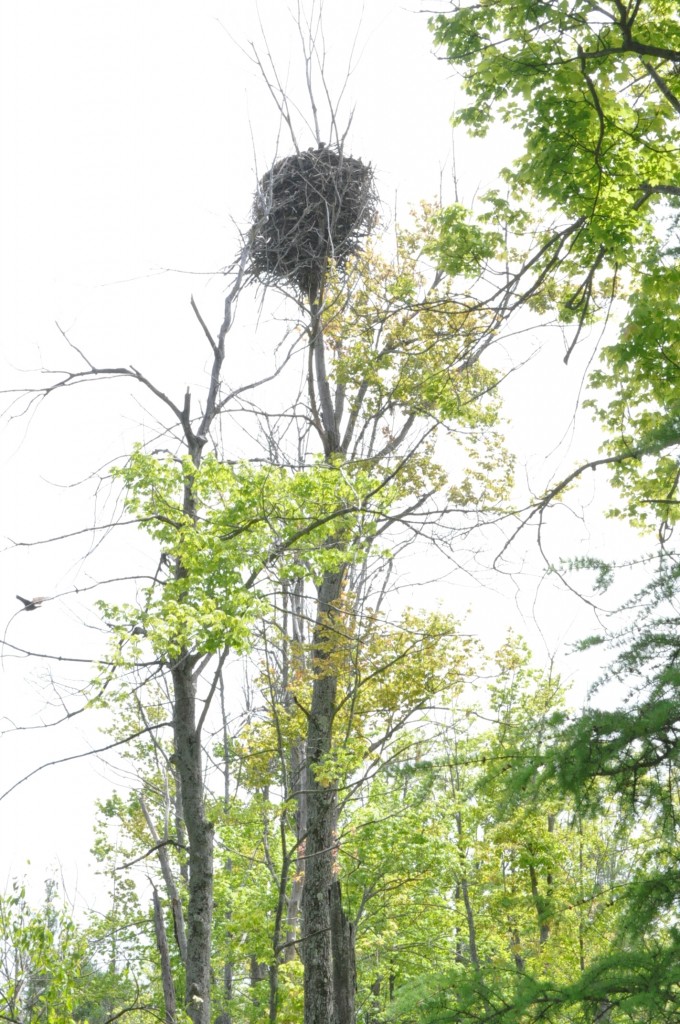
top-left (578, 820), bottom-right (587, 973)
top-left (367, 976), bottom-right (382, 1024)
top-left (455, 812), bottom-right (480, 969)
top-left (167, 443), bottom-right (217, 1024)
top-left (172, 656), bottom-right (214, 1024)
top-left (140, 793), bottom-right (188, 964)
top-left (214, 962), bottom-right (233, 1024)
top-left (250, 954), bottom-right (269, 1017)
top-left (529, 813), bottom-right (555, 946)
top-left (173, 767), bottom-right (190, 887)
top-left (282, 577), bottom-right (307, 960)
top-left (330, 880), bottom-right (356, 1024)
top-left (270, 834), bottom-right (293, 1023)
top-left (301, 288), bottom-right (359, 1024)
top-left (218, 675), bottom-right (234, 1024)
top-left (153, 886), bottom-right (177, 1024)
top-left (285, 769), bottom-right (306, 959)
top-left (302, 566), bottom-right (346, 1024)
top-left (510, 926), bottom-right (525, 972)
top-left (595, 1001), bottom-right (613, 1023)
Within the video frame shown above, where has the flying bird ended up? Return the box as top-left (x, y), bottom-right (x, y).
top-left (16, 595), bottom-right (45, 612)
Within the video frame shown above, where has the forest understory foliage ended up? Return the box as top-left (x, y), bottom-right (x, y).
top-left (2, 1), bottom-right (680, 1023)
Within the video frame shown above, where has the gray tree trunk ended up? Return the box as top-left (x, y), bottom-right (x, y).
top-left (153, 885), bottom-right (177, 1024)
top-left (283, 578), bottom-right (307, 961)
top-left (140, 793), bottom-right (188, 964)
top-left (455, 812), bottom-right (480, 969)
top-left (172, 656), bottom-right (214, 1024)
top-left (529, 813), bottom-right (555, 946)
top-left (330, 880), bottom-right (356, 1024)
top-left (302, 566), bottom-right (346, 1024)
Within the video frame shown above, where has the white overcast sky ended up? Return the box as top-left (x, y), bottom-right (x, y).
top-left (0, 0), bottom-right (640, 908)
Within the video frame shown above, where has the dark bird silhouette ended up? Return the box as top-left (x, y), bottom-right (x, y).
top-left (16, 595), bottom-right (45, 612)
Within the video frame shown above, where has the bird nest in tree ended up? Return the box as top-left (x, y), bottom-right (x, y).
top-left (249, 145), bottom-right (378, 299)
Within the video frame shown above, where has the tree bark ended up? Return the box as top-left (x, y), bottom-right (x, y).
top-left (529, 813), bottom-right (555, 947)
top-left (152, 886), bottom-right (177, 1024)
top-left (140, 793), bottom-right (188, 965)
top-left (301, 281), bottom-right (357, 1024)
top-left (283, 578), bottom-right (307, 960)
top-left (172, 656), bottom-right (214, 1024)
top-left (455, 812), bottom-right (480, 969)
top-left (285, 781), bottom-right (306, 960)
top-left (218, 675), bottom-right (235, 1023)
top-left (249, 955), bottom-right (269, 1018)
top-left (172, 765), bottom-right (190, 887)
top-left (213, 961), bottom-right (233, 1024)
top-left (302, 566), bottom-right (346, 1024)
top-left (330, 880), bottom-right (356, 1024)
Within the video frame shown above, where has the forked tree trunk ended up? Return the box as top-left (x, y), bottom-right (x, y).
top-left (140, 793), bottom-right (188, 965)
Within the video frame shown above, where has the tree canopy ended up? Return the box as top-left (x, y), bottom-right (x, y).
top-left (432, 0), bottom-right (680, 523)
top-left (3, 3), bottom-right (680, 1024)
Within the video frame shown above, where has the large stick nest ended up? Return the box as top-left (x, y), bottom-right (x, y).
top-left (249, 145), bottom-right (378, 299)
